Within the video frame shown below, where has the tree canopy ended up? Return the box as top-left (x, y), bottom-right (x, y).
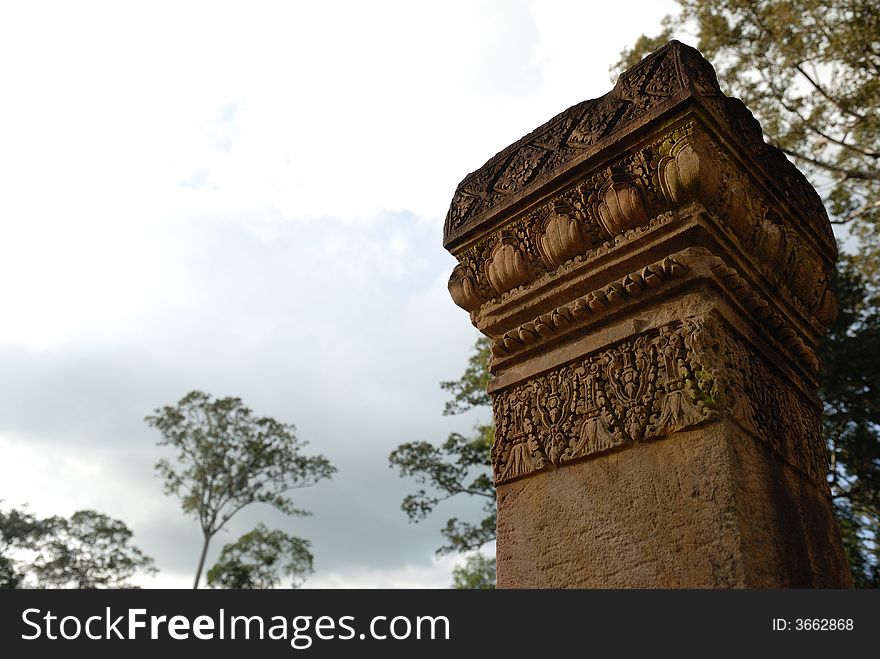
top-left (31, 510), bottom-right (157, 589)
top-left (146, 391), bottom-right (335, 588)
top-left (452, 552), bottom-right (496, 590)
top-left (1, 506), bottom-right (156, 589)
top-left (207, 523), bottom-right (313, 589)
top-left (0, 505), bottom-right (48, 589)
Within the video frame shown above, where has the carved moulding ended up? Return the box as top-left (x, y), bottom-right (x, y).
top-left (491, 313), bottom-right (827, 487)
top-left (444, 41), bottom-right (835, 260)
top-left (491, 253), bottom-right (689, 359)
top-left (444, 41), bottom-right (687, 243)
top-left (487, 247), bottom-right (822, 382)
top-left (448, 120), bottom-right (835, 335)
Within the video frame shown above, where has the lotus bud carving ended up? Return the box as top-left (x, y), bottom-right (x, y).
top-left (661, 137), bottom-right (721, 208)
top-left (723, 182), bottom-right (755, 239)
top-left (791, 256), bottom-right (821, 303)
top-left (485, 239), bottom-right (529, 296)
top-left (753, 219), bottom-right (786, 271)
top-left (448, 263), bottom-right (482, 312)
top-left (814, 285), bottom-right (837, 326)
top-left (537, 207), bottom-right (589, 268)
top-left (596, 177), bottom-right (649, 238)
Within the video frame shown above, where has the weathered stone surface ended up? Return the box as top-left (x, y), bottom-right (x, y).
top-left (443, 41), bottom-right (851, 588)
top-left (496, 421), bottom-right (851, 588)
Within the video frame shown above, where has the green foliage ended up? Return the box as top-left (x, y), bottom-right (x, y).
top-left (2, 505), bottom-right (156, 589)
top-left (206, 523), bottom-right (313, 589)
top-left (30, 510), bottom-right (156, 589)
top-left (389, 338), bottom-right (496, 563)
top-left (390, 424), bottom-right (494, 554)
top-left (146, 390), bottom-right (335, 588)
top-left (620, 0), bottom-right (880, 586)
top-left (452, 552), bottom-right (496, 590)
top-left (616, 0), bottom-right (880, 270)
top-left (0, 505), bottom-right (48, 589)
top-left (440, 336), bottom-right (492, 415)
top-left (819, 257), bottom-right (880, 586)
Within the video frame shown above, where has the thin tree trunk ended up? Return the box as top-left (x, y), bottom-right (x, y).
top-left (193, 534), bottom-right (211, 589)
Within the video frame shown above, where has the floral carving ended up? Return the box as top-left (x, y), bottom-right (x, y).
top-left (494, 146), bottom-right (549, 194)
top-left (447, 263), bottom-right (482, 313)
top-left (659, 135), bottom-right (721, 209)
top-left (750, 216), bottom-right (788, 272)
top-left (492, 316), bottom-right (718, 484)
top-left (491, 314), bottom-right (826, 486)
top-left (449, 119), bottom-right (835, 332)
top-left (536, 205), bottom-right (590, 268)
top-left (711, 317), bottom-right (828, 486)
top-left (813, 276), bottom-right (837, 327)
top-left (485, 239), bottom-right (529, 296)
top-left (708, 259), bottom-right (820, 373)
top-left (444, 42), bottom-right (836, 283)
top-left (596, 174), bottom-right (650, 237)
top-left (568, 99), bottom-right (624, 149)
top-left (455, 105), bottom-right (836, 338)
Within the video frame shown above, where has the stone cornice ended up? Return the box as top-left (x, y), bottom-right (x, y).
top-left (447, 118), bottom-right (837, 336)
top-left (443, 41), bottom-right (835, 264)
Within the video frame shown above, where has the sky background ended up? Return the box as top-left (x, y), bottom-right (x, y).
top-left (0, 0), bottom-right (692, 588)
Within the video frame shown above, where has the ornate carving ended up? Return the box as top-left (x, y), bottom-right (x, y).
top-left (450, 119), bottom-right (834, 333)
top-left (707, 315), bottom-right (828, 486)
top-left (443, 41), bottom-right (686, 242)
top-left (708, 259), bottom-right (820, 373)
top-left (659, 134), bottom-right (721, 209)
top-left (493, 253), bottom-right (689, 358)
top-left (568, 99), bottom-right (625, 150)
top-left (491, 314), bottom-right (826, 486)
top-left (536, 204), bottom-right (590, 269)
top-left (443, 39), bottom-right (845, 587)
top-left (494, 145), bottom-right (550, 194)
top-left (485, 238), bottom-right (530, 296)
top-left (492, 316), bottom-right (718, 484)
top-left (448, 263), bottom-right (482, 313)
top-left (444, 40), bottom-right (836, 265)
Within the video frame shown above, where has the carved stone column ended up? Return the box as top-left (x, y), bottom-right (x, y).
top-left (443, 41), bottom-right (852, 588)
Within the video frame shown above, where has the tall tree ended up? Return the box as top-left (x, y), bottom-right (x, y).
top-left (389, 337), bottom-right (496, 586)
top-left (618, 0), bottom-right (880, 585)
top-left (30, 510), bottom-right (156, 589)
top-left (206, 523), bottom-right (313, 589)
top-left (146, 391), bottom-right (335, 589)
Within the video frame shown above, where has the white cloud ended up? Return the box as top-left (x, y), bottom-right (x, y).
top-left (0, 1), bottom-right (681, 586)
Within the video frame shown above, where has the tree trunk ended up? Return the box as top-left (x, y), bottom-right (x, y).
top-left (193, 534), bottom-right (211, 589)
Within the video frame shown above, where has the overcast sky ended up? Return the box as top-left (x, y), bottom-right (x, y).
top-left (0, 1), bottom-right (683, 588)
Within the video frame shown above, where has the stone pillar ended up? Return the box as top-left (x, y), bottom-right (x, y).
top-left (442, 41), bottom-right (852, 588)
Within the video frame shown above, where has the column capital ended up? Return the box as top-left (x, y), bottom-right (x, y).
top-left (444, 42), bottom-right (836, 381)
top-left (443, 41), bottom-right (850, 587)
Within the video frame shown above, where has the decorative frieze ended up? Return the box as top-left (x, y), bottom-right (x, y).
top-left (491, 314), bottom-right (826, 486)
top-left (447, 120), bottom-right (835, 336)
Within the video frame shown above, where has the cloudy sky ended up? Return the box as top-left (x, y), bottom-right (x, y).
top-left (0, 0), bottom-right (681, 587)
